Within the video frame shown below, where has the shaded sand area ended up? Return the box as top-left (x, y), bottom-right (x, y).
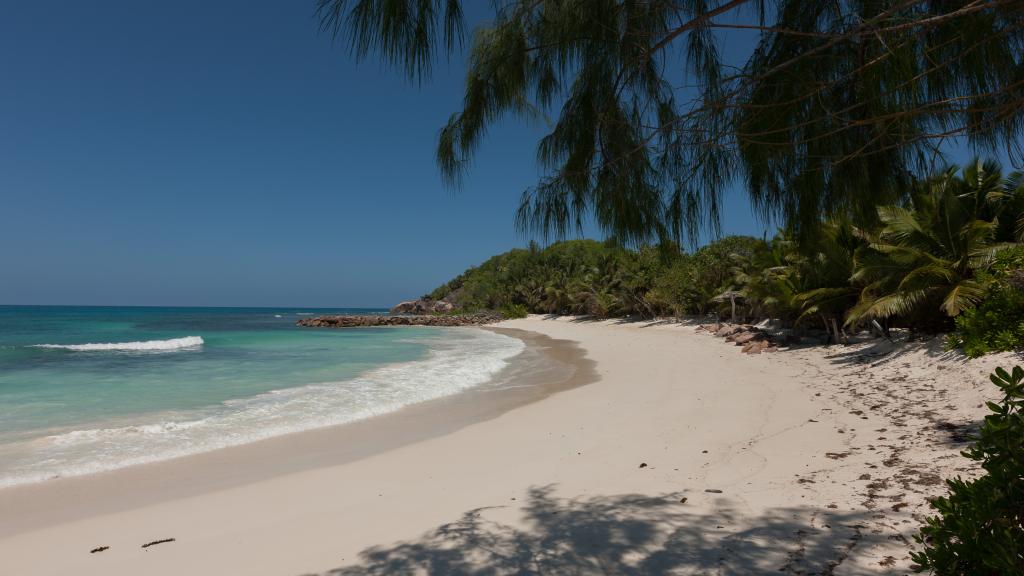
top-left (0, 316), bottom-right (1009, 575)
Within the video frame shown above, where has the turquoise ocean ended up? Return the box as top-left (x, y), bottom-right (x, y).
top-left (0, 306), bottom-right (524, 487)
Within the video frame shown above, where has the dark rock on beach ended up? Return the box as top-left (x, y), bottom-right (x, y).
top-left (389, 299), bottom-right (455, 315)
top-left (297, 312), bottom-right (503, 328)
top-left (696, 322), bottom-right (783, 354)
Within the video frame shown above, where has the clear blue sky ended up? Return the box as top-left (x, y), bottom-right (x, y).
top-left (0, 1), bottom-right (992, 307)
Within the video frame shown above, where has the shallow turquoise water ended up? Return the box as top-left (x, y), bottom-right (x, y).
top-left (0, 306), bottom-right (524, 486)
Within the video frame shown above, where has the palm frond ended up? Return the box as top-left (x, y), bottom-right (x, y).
top-left (941, 280), bottom-right (988, 317)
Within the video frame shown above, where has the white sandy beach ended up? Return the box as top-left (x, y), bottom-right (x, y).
top-left (0, 316), bottom-right (1007, 575)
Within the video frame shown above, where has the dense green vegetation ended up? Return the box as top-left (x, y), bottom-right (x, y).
top-left (949, 247), bottom-right (1024, 357)
top-left (430, 161), bottom-right (1024, 351)
top-left (911, 365), bottom-right (1024, 575)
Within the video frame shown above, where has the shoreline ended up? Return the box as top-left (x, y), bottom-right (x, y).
top-left (0, 316), bottom-right (1006, 575)
top-left (0, 327), bottom-right (594, 538)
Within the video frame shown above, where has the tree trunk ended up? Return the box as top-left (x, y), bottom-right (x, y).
top-left (830, 317), bottom-right (846, 344)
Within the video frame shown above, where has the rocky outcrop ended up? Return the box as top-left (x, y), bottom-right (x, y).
top-left (297, 312), bottom-right (502, 328)
top-left (390, 299), bottom-right (455, 315)
top-left (696, 322), bottom-right (794, 354)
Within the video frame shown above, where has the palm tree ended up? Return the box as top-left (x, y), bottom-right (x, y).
top-left (793, 220), bottom-right (864, 342)
top-left (929, 158), bottom-right (1024, 243)
top-left (846, 166), bottom-right (1013, 329)
top-left (541, 271), bottom-right (571, 314)
top-left (513, 275), bottom-right (544, 311)
top-left (732, 233), bottom-right (803, 322)
top-left (988, 168), bottom-right (1024, 243)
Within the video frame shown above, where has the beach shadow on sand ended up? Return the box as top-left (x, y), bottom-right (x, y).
top-left (303, 485), bottom-right (887, 576)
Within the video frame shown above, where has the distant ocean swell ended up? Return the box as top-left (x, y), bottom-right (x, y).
top-left (31, 336), bottom-right (204, 352)
top-left (0, 329), bottom-right (524, 487)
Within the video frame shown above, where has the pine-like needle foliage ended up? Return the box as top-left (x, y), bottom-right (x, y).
top-left (318, 0), bottom-right (1024, 244)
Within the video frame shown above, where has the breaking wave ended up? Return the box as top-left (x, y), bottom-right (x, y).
top-left (1, 329), bottom-right (524, 487)
top-left (32, 336), bottom-right (204, 352)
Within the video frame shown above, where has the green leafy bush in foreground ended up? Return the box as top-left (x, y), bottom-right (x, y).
top-left (912, 366), bottom-right (1024, 575)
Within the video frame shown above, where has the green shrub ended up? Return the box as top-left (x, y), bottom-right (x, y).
top-left (949, 285), bottom-right (1024, 357)
top-left (644, 259), bottom-right (698, 317)
top-left (949, 247), bottom-right (1024, 357)
top-left (911, 366), bottom-right (1024, 575)
top-left (991, 244), bottom-right (1024, 278)
top-left (499, 303), bottom-right (529, 319)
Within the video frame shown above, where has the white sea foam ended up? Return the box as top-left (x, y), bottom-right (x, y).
top-left (0, 329), bottom-right (525, 487)
top-left (31, 336), bottom-right (204, 352)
